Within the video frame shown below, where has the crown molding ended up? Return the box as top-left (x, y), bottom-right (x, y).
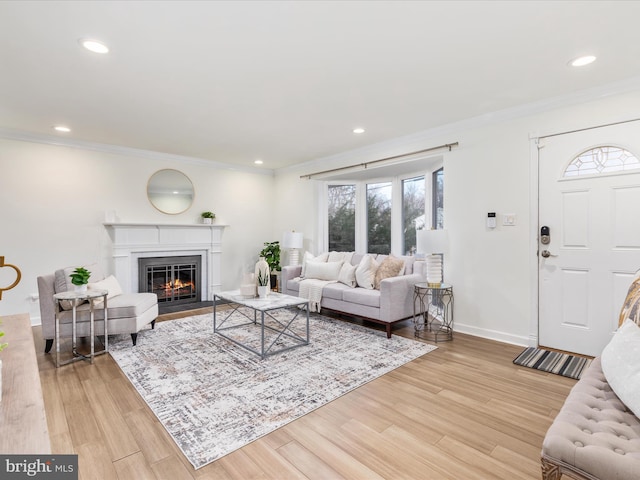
top-left (0, 127), bottom-right (274, 177)
top-left (284, 75), bottom-right (640, 176)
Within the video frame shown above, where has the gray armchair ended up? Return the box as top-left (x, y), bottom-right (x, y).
top-left (37, 264), bottom-right (158, 353)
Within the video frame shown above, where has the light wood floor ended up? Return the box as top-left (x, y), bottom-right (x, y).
top-left (34, 309), bottom-right (575, 480)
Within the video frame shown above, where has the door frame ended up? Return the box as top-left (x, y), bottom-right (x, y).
top-left (528, 133), bottom-right (541, 348)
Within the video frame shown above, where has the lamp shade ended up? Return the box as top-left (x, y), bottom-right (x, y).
top-left (282, 231), bottom-right (304, 249)
top-left (416, 229), bottom-right (449, 254)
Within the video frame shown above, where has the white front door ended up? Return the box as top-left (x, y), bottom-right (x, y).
top-left (538, 122), bottom-right (640, 356)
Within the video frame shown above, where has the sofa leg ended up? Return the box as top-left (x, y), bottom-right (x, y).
top-left (151, 319), bottom-right (156, 329)
top-left (131, 333), bottom-right (138, 346)
top-left (541, 457), bottom-right (562, 480)
top-left (386, 324), bottom-right (392, 339)
top-left (44, 339), bottom-right (53, 353)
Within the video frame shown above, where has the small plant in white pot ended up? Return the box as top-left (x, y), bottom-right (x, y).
top-left (70, 267), bottom-right (91, 293)
top-left (201, 211), bottom-right (215, 224)
top-left (256, 269), bottom-right (269, 298)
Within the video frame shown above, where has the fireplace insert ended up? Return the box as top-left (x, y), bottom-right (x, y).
top-left (138, 255), bottom-right (201, 305)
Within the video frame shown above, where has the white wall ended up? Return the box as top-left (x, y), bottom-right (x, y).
top-left (3, 87), bottom-right (640, 342)
top-left (274, 88), bottom-right (640, 346)
top-left (0, 139), bottom-right (275, 322)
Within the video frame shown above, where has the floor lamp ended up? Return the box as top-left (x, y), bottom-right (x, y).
top-left (282, 231), bottom-right (304, 266)
top-left (416, 229), bottom-right (449, 287)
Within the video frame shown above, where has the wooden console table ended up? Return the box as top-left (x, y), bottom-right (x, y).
top-left (0, 313), bottom-right (51, 453)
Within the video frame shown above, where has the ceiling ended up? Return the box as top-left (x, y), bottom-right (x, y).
top-left (2, 1), bottom-right (640, 171)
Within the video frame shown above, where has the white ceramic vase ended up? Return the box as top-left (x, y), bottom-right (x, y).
top-left (257, 285), bottom-right (269, 298)
top-left (74, 284), bottom-right (88, 294)
top-left (255, 257), bottom-right (270, 295)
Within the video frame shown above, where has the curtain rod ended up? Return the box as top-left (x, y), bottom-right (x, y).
top-left (300, 142), bottom-right (459, 179)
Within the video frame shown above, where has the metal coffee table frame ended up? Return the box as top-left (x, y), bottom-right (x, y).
top-left (214, 290), bottom-right (310, 359)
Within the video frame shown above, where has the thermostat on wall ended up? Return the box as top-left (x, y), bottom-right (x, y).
top-left (487, 212), bottom-right (496, 229)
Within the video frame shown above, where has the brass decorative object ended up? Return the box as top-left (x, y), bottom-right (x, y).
top-left (0, 256), bottom-right (22, 300)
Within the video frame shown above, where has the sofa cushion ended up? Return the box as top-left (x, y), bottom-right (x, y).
top-left (322, 283), bottom-right (351, 300)
top-left (374, 255), bottom-right (405, 289)
top-left (601, 319), bottom-right (640, 418)
top-left (355, 255), bottom-right (379, 290)
top-left (338, 262), bottom-right (357, 287)
top-left (343, 288), bottom-right (380, 308)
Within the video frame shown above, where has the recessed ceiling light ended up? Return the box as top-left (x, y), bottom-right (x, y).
top-left (353, 128), bottom-right (365, 134)
top-left (53, 125), bottom-right (71, 133)
top-left (254, 159), bottom-right (263, 165)
top-left (79, 38), bottom-right (109, 54)
top-left (569, 55), bottom-right (596, 67)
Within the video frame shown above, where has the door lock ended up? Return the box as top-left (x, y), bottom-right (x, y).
top-left (541, 226), bottom-right (550, 245)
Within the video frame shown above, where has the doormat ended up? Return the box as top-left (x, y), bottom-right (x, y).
top-left (513, 347), bottom-right (593, 380)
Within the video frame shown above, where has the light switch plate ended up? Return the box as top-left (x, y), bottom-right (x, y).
top-left (503, 213), bottom-right (516, 226)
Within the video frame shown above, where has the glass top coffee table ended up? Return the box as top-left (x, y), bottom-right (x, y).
top-left (213, 290), bottom-right (310, 359)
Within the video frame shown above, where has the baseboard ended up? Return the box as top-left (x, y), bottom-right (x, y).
top-left (454, 322), bottom-right (530, 347)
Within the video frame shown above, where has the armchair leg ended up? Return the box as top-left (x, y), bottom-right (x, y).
top-left (151, 319), bottom-right (156, 329)
top-left (131, 333), bottom-right (138, 346)
top-left (44, 338), bottom-right (53, 353)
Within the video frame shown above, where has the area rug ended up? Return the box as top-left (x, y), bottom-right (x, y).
top-left (109, 310), bottom-right (436, 469)
top-left (513, 347), bottom-right (593, 379)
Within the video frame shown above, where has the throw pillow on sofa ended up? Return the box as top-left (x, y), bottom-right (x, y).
top-left (303, 260), bottom-right (343, 281)
top-left (619, 270), bottom-right (640, 326)
top-left (338, 262), bottom-right (357, 287)
top-left (601, 319), bottom-right (640, 418)
top-left (374, 255), bottom-right (405, 289)
top-left (355, 255), bottom-right (379, 290)
top-left (301, 251), bottom-right (329, 277)
top-left (88, 274), bottom-right (124, 300)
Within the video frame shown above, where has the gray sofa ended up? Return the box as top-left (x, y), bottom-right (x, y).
top-left (281, 253), bottom-right (425, 338)
top-left (37, 264), bottom-right (158, 353)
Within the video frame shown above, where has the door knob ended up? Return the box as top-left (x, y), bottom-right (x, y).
top-left (541, 250), bottom-right (557, 258)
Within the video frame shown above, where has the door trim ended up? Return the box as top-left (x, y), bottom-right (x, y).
top-left (529, 134), bottom-right (540, 348)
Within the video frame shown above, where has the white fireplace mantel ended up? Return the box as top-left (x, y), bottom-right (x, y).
top-left (104, 222), bottom-right (227, 300)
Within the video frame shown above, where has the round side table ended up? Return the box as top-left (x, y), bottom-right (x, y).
top-left (413, 282), bottom-right (454, 342)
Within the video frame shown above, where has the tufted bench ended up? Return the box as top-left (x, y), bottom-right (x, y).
top-left (541, 356), bottom-right (640, 479)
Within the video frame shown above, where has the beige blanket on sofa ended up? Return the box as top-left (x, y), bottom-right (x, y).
top-left (298, 278), bottom-right (336, 313)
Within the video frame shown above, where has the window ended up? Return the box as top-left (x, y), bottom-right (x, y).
top-left (432, 168), bottom-right (444, 229)
top-left (327, 184), bottom-right (356, 251)
top-left (402, 175), bottom-right (426, 255)
top-left (563, 146), bottom-right (640, 178)
top-left (367, 182), bottom-right (392, 254)
top-left (323, 159), bottom-right (444, 255)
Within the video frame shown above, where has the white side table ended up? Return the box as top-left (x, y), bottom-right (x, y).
top-left (413, 282), bottom-right (454, 342)
top-left (53, 290), bottom-right (108, 367)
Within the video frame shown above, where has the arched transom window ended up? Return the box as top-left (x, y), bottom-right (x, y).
top-left (563, 146), bottom-right (640, 178)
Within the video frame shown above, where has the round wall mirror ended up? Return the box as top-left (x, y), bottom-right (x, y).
top-left (147, 169), bottom-right (194, 215)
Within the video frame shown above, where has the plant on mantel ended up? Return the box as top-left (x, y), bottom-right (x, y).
top-left (201, 211), bottom-right (215, 219)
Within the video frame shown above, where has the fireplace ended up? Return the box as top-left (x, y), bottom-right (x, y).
top-left (138, 255), bottom-right (202, 305)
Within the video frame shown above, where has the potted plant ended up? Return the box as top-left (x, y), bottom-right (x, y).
top-left (256, 269), bottom-right (269, 298)
top-left (201, 211), bottom-right (215, 224)
top-left (259, 241), bottom-right (281, 289)
top-left (70, 267), bottom-right (91, 293)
